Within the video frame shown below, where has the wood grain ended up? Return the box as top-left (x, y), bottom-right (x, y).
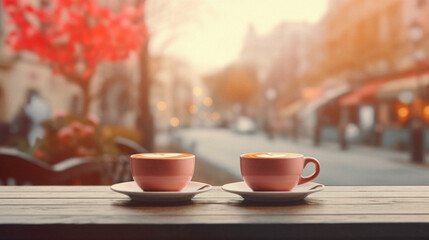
top-left (0, 186), bottom-right (428, 240)
top-left (2, 186), bottom-right (429, 198)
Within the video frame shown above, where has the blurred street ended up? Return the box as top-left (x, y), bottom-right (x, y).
top-left (171, 128), bottom-right (429, 186)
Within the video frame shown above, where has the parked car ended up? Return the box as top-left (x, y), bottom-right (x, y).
top-left (232, 116), bottom-right (257, 134)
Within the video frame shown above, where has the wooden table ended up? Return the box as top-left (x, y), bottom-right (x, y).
top-left (1, 186), bottom-right (429, 240)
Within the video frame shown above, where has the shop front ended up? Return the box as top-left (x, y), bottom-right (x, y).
top-left (339, 79), bottom-right (391, 147)
top-left (376, 73), bottom-right (429, 150)
top-left (298, 85), bottom-right (350, 145)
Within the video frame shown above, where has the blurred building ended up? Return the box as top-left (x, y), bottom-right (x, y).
top-left (238, 22), bottom-right (311, 133)
top-left (0, 30), bottom-right (81, 121)
top-left (92, 57), bottom-right (141, 127)
top-left (298, 0), bottom-right (429, 149)
top-left (150, 57), bottom-right (197, 131)
top-left (304, 0), bottom-right (429, 86)
top-left (0, 0), bottom-right (143, 145)
top-left (239, 22), bottom-right (311, 87)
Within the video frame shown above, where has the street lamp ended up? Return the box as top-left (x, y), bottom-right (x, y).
top-left (407, 20), bottom-right (426, 163)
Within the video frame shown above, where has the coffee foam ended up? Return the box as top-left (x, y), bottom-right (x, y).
top-left (242, 153), bottom-right (302, 159)
top-left (132, 153), bottom-right (194, 159)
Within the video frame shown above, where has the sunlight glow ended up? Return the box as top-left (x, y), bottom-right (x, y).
top-left (193, 86), bottom-right (202, 97)
top-left (149, 0), bottom-right (328, 71)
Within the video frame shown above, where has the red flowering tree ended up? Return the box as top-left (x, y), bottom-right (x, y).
top-left (4, 0), bottom-right (148, 114)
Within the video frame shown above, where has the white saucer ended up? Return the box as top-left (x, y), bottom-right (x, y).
top-left (221, 181), bottom-right (324, 202)
top-left (111, 181), bottom-right (212, 202)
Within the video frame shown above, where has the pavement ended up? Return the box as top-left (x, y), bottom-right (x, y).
top-left (169, 127), bottom-right (429, 186)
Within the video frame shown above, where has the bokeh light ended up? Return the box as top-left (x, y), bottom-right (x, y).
top-left (157, 101), bottom-right (167, 111)
top-left (170, 117), bottom-right (180, 127)
top-left (203, 97), bottom-right (213, 107)
top-left (397, 107), bottom-right (409, 119)
top-left (424, 105), bottom-right (429, 120)
top-left (189, 104), bottom-right (198, 114)
top-left (212, 112), bottom-right (220, 121)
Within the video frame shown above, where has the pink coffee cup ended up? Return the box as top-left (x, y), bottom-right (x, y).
top-left (240, 152), bottom-right (320, 191)
top-left (130, 153), bottom-right (195, 191)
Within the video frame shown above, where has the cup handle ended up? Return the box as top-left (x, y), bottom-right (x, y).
top-left (298, 157), bottom-right (321, 185)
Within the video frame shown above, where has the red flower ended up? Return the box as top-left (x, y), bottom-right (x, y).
top-left (57, 126), bottom-right (74, 145)
top-left (70, 121), bottom-right (85, 131)
top-left (34, 149), bottom-right (45, 159)
top-left (31, 114), bottom-right (119, 164)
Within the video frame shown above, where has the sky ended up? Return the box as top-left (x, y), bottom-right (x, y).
top-left (148, 0), bottom-right (329, 74)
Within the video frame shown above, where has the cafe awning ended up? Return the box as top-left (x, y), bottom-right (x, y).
top-left (300, 84), bottom-right (350, 118)
top-left (376, 74), bottom-right (429, 100)
top-left (339, 79), bottom-right (390, 107)
top-left (279, 100), bottom-right (304, 118)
